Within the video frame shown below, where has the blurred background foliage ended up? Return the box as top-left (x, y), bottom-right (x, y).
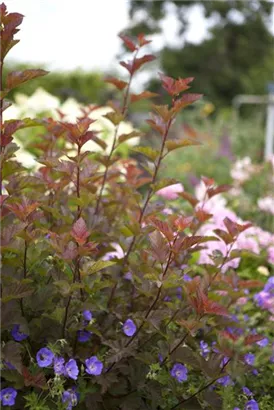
top-left (127, 0), bottom-right (274, 107)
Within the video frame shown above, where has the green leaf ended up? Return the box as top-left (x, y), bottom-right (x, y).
top-left (151, 178), bottom-right (178, 193)
top-left (2, 341), bottom-right (23, 372)
top-left (103, 111), bottom-right (124, 125)
top-left (118, 130), bottom-right (143, 144)
top-left (83, 260), bottom-right (116, 276)
top-left (0, 370), bottom-right (24, 389)
top-left (165, 138), bottom-right (201, 152)
top-left (2, 280), bottom-right (34, 303)
top-left (54, 280), bottom-right (71, 296)
top-left (130, 146), bottom-right (159, 161)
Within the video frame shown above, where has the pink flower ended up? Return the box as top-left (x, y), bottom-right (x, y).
top-left (268, 247), bottom-right (274, 264)
top-left (258, 197), bottom-right (274, 215)
top-left (237, 297), bottom-right (248, 305)
top-left (156, 183), bottom-right (184, 200)
top-left (236, 235), bottom-right (259, 254)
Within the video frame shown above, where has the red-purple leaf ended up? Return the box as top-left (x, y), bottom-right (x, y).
top-left (105, 76), bottom-right (128, 90)
top-left (137, 33), bottom-right (152, 47)
top-left (130, 91), bottom-right (159, 103)
top-left (119, 34), bottom-right (137, 52)
top-left (6, 69), bottom-right (49, 90)
top-left (71, 217), bottom-right (89, 245)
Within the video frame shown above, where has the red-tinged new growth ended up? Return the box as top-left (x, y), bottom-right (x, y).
top-left (1, 3), bottom-right (270, 408)
top-left (94, 33), bottom-right (156, 214)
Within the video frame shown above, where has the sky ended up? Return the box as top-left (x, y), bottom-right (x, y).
top-left (5, 0), bottom-right (211, 72)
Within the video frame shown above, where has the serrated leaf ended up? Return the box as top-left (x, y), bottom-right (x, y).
top-left (6, 69), bottom-right (49, 90)
top-left (105, 76), bottom-right (128, 90)
top-left (2, 341), bottom-right (23, 372)
top-left (165, 138), bottom-right (201, 152)
top-left (22, 366), bottom-right (48, 390)
top-left (171, 93), bottom-right (203, 114)
top-left (131, 146), bottom-right (159, 161)
top-left (54, 280), bottom-right (71, 296)
top-left (130, 91), bottom-right (158, 103)
top-left (84, 260), bottom-right (116, 276)
top-left (118, 130), bottom-right (143, 144)
top-left (71, 217), bottom-right (89, 245)
top-left (0, 370), bottom-right (24, 389)
top-left (119, 34), bottom-right (137, 52)
top-left (104, 111), bottom-right (124, 126)
top-left (2, 281), bottom-right (34, 303)
top-left (148, 230), bottom-right (169, 263)
top-left (152, 178), bottom-right (178, 193)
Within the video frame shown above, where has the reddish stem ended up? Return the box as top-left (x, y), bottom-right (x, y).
top-left (94, 51), bottom-right (138, 215)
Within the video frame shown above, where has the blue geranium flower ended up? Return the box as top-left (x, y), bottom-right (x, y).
top-left (0, 388), bottom-right (17, 406)
top-left (217, 375), bottom-right (234, 386)
top-left (62, 387), bottom-right (79, 410)
top-left (123, 319), bottom-right (136, 337)
top-left (244, 353), bottom-right (255, 366)
top-left (36, 347), bottom-right (54, 367)
top-left (85, 356), bottom-right (103, 376)
top-left (54, 357), bottom-right (65, 375)
top-left (11, 324), bottom-right (28, 342)
top-left (244, 399), bottom-right (259, 410)
top-left (77, 330), bottom-right (92, 342)
top-left (200, 340), bottom-right (210, 358)
top-left (170, 363), bottom-right (188, 382)
top-left (82, 310), bottom-right (92, 325)
top-left (256, 337), bottom-right (268, 347)
top-left (64, 359), bottom-right (79, 380)
top-left (243, 387), bottom-right (252, 396)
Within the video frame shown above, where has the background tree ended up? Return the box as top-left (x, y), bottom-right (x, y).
top-left (127, 0), bottom-right (274, 107)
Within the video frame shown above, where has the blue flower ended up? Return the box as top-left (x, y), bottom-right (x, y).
top-left (64, 359), bottom-right (79, 380)
top-left (77, 330), bottom-right (92, 342)
top-left (82, 310), bottom-right (92, 324)
top-left (217, 375), bottom-right (233, 386)
top-left (170, 363), bottom-right (188, 382)
top-left (36, 348), bottom-right (54, 367)
top-left (85, 356), bottom-right (103, 376)
top-left (244, 399), bottom-right (259, 410)
top-left (243, 387), bottom-right (252, 396)
top-left (123, 319), bottom-right (136, 337)
top-left (54, 357), bottom-right (65, 375)
top-left (62, 387), bottom-right (79, 410)
top-left (200, 341), bottom-right (210, 358)
top-left (264, 277), bottom-right (274, 293)
top-left (183, 274), bottom-right (191, 282)
top-left (256, 338), bottom-right (268, 347)
top-left (11, 324), bottom-right (28, 342)
top-left (3, 361), bottom-right (15, 370)
top-left (220, 356), bottom-right (230, 368)
top-left (176, 287), bottom-right (182, 300)
top-left (244, 353), bottom-right (255, 366)
top-left (234, 408), bottom-right (241, 410)
top-left (0, 388), bottom-right (17, 406)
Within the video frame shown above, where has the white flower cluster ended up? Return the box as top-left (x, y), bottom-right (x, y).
top-left (4, 88), bottom-right (139, 168)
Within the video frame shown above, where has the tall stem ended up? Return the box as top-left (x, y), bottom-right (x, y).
top-left (107, 119), bottom-right (173, 308)
top-left (94, 51), bottom-right (138, 215)
top-left (123, 118), bottom-right (173, 266)
top-left (20, 237), bottom-right (28, 317)
top-left (0, 59), bottom-right (3, 195)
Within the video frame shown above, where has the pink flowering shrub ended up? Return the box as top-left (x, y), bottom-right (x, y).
top-left (228, 155), bottom-right (274, 231)
top-left (1, 4), bottom-right (273, 410)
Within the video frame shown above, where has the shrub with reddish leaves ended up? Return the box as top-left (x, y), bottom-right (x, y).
top-left (1, 4), bottom-right (273, 410)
